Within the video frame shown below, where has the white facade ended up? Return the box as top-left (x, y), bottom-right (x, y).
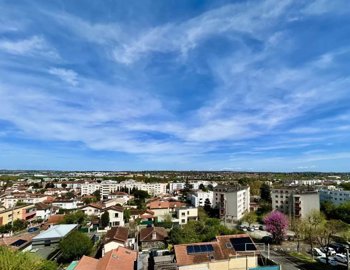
top-left (190, 181), bottom-right (218, 190)
top-left (108, 208), bottom-right (124, 227)
top-left (175, 207), bottom-right (198, 225)
top-left (52, 200), bottom-right (78, 209)
top-left (272, 189), bottom-right (320, 218)
top-left (190, 191), bottom-right (213, 207)
top-left (101, 180), bottom-right (167, 198)
top-left (169, 182), bottom-right (185, 193)
top-left (81, 182), bottom-right (101, 196)
top-left (3, 195), bottom-right (47, 209)
top-left (319, 189), bottom-right (350, 205)
top-left (36, 209), bottom-right (51, 221)
top-left (214, 185), bottom-right (250, 221)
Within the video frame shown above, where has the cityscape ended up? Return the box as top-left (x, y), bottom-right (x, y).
top-left (1, 1), bottom-right (350, 270)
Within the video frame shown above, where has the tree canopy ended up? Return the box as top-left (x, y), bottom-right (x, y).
top-left (59, 231), bottom-right (93, 261)
top-left (0, 246), bottom-right (57, 270)
top-left (169, 218), bottom-right (238, 244)
top-left (101, 211), bottom-right (110, 228)
top-left (264, 211), bottom-right (288, 244)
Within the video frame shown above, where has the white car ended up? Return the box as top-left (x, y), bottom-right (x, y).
top-left (317, 256), bottom-right (338, 266)
top-left (312, 248), bottom-right (326, 257)
top-left (321, 247), bottom-right (336, 256)
top-left (335, 254), bottom-right (348, 264)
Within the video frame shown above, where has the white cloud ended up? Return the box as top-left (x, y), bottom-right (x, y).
top-left (0, 36), bottom-right (58, 58)
top-left (49, 68), bottom-right (79, 86)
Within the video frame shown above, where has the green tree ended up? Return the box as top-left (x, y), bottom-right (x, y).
top-left (203, 198), bottom-right (212, 214)
top-left (93, 190), bottom-right (101, 201)
top-left (304, 210), bottom-right (326, 258)
top-left (59, 231), bottom-right (92, 261)
top-left (124, 209), bottom-right (131, 223)
top-left (260, 183), bottom-right (271, 202)
top-left (241, 212), bottom-right (257, 227)
top-left (63, 210), bottom-right (87, 225)
top-left (12, 219), bottom-right (27, 232)
top-left (101, 211), bottom-right (110, 228)
top-left (0, 246), bottom-right (57, 270)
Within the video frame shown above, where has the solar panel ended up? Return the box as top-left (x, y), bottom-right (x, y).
top-left (230, 237), bottom-right (256, 252)
top-left (10, 239), bottom-right (27, 247)
top-left (187, 246), bottom-right (194, 254)
top-left (186, 244), bottom-right (214, 255)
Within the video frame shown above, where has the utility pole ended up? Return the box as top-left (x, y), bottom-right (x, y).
top-left (347, 248), bottom-right (349, 270)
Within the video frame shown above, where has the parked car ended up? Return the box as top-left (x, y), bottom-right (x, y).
top-left (329, 243), bottom-right (349, 254)
top-left (320, 247), bottom-right (336, 256)
top-left (27, 227), bottom-right (39, 233)
top-left (312, 248), bottom-right (326, 257)
top-left (317, 256), bottom-right (338, 266)
top-left (259, 225), bottom-right (265, 231)
top-left (247, 227), bottom-right (255, 232)
top-left (334, 254), bottom-right (348, 264)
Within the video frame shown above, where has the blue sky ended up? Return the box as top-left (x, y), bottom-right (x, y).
top-left (1, 0), bottom-right (350, 171)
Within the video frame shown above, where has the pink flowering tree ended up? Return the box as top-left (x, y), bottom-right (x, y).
top-left (263, 211), bottom-right (289, 244)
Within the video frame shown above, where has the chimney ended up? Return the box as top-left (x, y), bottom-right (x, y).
top-left (152, 230), bottom-right (157, 240)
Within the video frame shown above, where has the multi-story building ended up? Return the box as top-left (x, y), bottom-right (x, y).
top-left (3, 194), bottom-right (47, 209)
top-left (101, 180), bottom-right (167, 198)
top-left (319, 188), bottom-right (350, 205)
top-left (272, 188), bottom-right (320, 218)
top-left (81, 182), bottom-right (101, 196)
top-left (214, 185), bottom-right (250, 221)
top-left (0, 204), bottom-right (36, 226)
top-left (52, 199), bottom-right (78, 210)
top-left (169, 182), bottom-right (185, 193)
top-left (190, 191), bottom-right (213, 207)
top-left (174, 207), bottom-right (198, 225)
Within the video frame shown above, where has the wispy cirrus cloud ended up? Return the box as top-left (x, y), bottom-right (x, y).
top-left (0, 0), bottom-right (349, 170)
top-left (49, 68), bottom-right (79, 86)
top-left (0, 35), bottom-right (58, 58)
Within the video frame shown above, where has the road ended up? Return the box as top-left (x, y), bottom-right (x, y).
top-left (262, 250), bottom-right (303, 270)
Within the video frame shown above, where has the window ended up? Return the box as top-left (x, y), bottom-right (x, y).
top-left (115, 213), bottom-right (119, 218)
top-left (181, 219), bottom-right (186, 223)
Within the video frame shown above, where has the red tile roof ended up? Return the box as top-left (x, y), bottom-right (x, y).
top-left (147, 200), bottom-right (186, 209)
top-left (74, 247), bottom-right (137, 270)
top-left (104, 227), bottom-right (129, 244)
top-left (139, 227), bottom-right (168, 242)
top-left (174, 234), bottom-right (258, 267)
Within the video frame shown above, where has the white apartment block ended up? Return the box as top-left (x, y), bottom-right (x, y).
top-left (169, 182), bottom-right (185, 193)
top-left (190, 181), bottom-right (218, 190)
top-left (272, 188), bottom-right (320, 218)
top-left (81, 182), bottom-right (101, 196)
top-left (3, 195), bottom-right (48, 209)
top-left (214, 185), bottom-right (250, 221)
top-left (101, 180), bottom-right (167, 198)
top-left (319, 188), bottom-right (350, 205)
top-left (52, 200), bottom-right (78, 210)
top-left (190, 191), bottom-right (213, 207)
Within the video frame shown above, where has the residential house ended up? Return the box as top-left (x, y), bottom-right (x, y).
top-left (174, 234), bottom-right (277, 270)
top-left (35, 202), bottom-right (52, 221)
top-left (103, 226), bottom-right (129, 255)
top-left (69, 246), bottom-right (138, 270)
top-left (139, 227), bottom-right (168, 251)
top-left (52, 199), bottom-right (77, 210)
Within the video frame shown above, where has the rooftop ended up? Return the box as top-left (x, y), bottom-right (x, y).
top-left (33, 224), bottom-right (77, 240)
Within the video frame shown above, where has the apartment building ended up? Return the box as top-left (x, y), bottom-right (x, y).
top-left (81, 182), bottom-right (101, 196)
top-left (169, 182), bottom-right (185, 193)
top-left (190, 191), bottom-right (213, 207)
top-left (101, 180), bottom-right (167, 198)
top-left (319, 188), bottom-right (350, 205)
top-left (272, 188), bottom-right (320, 218)
top-left (0, 204), bottom-right (36, 226)
top-left (3, 194), bottom-right (47, 209)
top-left (214, 185), bottom-right (250, 221)
top-left (52, 199), bottom-right (78, 210)
top-left (175, 207), bottom-right (198, 225)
